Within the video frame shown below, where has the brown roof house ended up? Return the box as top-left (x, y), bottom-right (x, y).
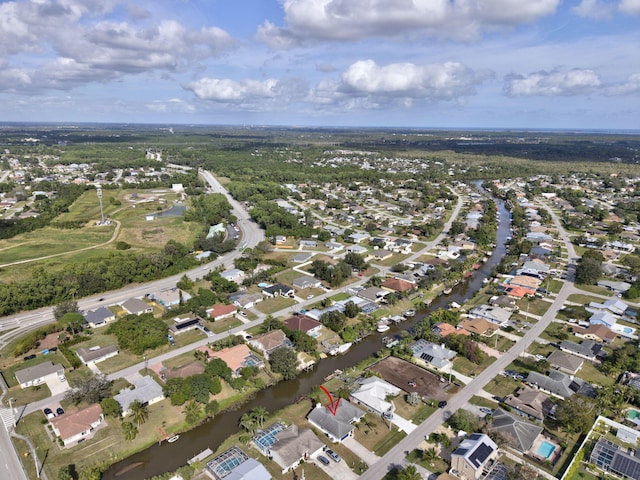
top-left (458, 317), bottom-right (499, 337)
top-left (284, 314), bottom-right (322, 336)
top-left (573, 324), bottom-right (617, 343)
top-left (504, 386), bottom-right (555, 422)
top-left (50, 404), bottom-right (104, 446)
top-left (381, 277), bottom-right (416, 293)
top-left (547, 350), bottom-right (584, 375)
top-left (248, 330), bottom-right (292, 359)
top-left (210, 344), bottom-right (263, 377)
top-left (206, 303), bottom-right (237, 320)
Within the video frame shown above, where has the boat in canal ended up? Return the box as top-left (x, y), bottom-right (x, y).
top-left (167, 435), bottom-right (180, 443)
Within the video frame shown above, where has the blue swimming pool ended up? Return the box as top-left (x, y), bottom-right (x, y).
top-left (537, 441), bottom-right (556, 459)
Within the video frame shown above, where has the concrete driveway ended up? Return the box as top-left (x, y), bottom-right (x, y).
top-left (313, 455), bottom-right (358, 480)
top-left (46, 376), bottom-right (70, 396)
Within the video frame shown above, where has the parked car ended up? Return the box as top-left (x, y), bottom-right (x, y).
top-left (23, 354), bottom-right (36, 361)
top-left (479, 407), bottom-right (494, 415)
top-left (56, 407), bottom-right (65, 416)
top-left (326, 449), bottom-right (341, 462)
top-left (317, 455), bottom-right (330, 466)
top-left (438, 400), bottom-right (448, 408)
top-left (43, 408), bottom-right (55, 419)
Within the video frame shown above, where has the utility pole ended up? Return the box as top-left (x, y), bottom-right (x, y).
top-left (96, 185), bottom-right (105, 225)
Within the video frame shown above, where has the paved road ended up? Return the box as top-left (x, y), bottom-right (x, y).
top-left (359, 196), bottom-right (579, 479)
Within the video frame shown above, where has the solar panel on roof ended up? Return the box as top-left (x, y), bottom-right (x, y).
top-left (420, 353), bottom-right (434, 363)
top-left (454, 448), bottom-right (469, 456)
top-left (612, 452), bottom-right (640, 479)
top-left (469, 442), bottom-right (494, 468)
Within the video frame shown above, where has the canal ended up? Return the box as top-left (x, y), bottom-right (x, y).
top-left (105, 190), bottom-right (511, 479)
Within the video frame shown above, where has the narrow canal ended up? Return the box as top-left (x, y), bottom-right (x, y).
top-left (105, 189), bottom-right (511, 480)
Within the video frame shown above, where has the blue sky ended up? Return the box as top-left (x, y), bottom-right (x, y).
top-left (0, 0), bottom-right (638, 129)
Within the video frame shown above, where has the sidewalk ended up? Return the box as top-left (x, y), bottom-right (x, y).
top-left (390, 414), bottom-right (416, 434)
top-left (343, 436), bottom-right (381, 466)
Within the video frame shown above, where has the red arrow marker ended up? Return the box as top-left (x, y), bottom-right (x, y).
top-left (319, 386), bottom-right (340, 416)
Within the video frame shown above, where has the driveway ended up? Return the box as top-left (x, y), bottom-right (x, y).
top-left (343, 436), bottom-right (381, 465)
top-left (389, 414), bottom-right (416, 434)
top-left (46, 376), bottom-right (70, 396)
top-left (313, 454), bottom-right (358, 480)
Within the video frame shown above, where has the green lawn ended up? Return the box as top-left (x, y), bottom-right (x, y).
top-left (210, 317), bottom-right (243, 334)
top-left (2, 352), bottom-right (71, 388)
top-left (577, 361), bottom-right (615, 386)
top-left (516, 298), bottom-right (552, 316)
top-left (254, 296), bottom-right (296, 314)
top-left (567, 293), bottom-right (602, 305)
top-left (484, 375), bottom-right (521, 398)
top-left (574, 284), bottom-right (614, 297)
top-left (373, 428), bottom-right (407, 456)
top-left (548, 279), bottom-right (564, 294)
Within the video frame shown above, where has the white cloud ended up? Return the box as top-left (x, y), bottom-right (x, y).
top-left (186, 78), bottom-right (280, 102)
top-left (572, 0), bottom-right (613, 19)
top-left (146, 98), bottom-right (195, 113)
top-left (504, 69), bottom-right (602, 96)
top-left (257, 0), bottom-right (562, 47)
top-left (619, 0), bottom-right (640, 14)
top-left (606, 73), bottom-right (640, 95)
top-left (339, 60), bottom-right (489, 100)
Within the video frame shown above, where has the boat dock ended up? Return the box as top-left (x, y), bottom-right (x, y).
top-left (188, 448), bottom-right (213, 464)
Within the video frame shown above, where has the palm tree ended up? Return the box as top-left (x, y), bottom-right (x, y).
top-left (122, 421), bottom-right (138, 441)
top-left (129, 400), bottom-right (149, 427)
top-left (183, 400), bottom-right (203, 424)
top-left (239, 413), bottom-right (256, 434)
top-left (398, 464), bottom-right (421, 480)
top-left (250, 406), bottom-right (269, 429)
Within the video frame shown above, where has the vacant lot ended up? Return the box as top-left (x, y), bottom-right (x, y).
top-left (369, 356), bottom-right (449, 402)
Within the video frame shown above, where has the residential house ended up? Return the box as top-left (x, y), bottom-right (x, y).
top-left (410, 339), bottom-right (457, 372)
top-left (348, 232), bottom-right (370, 244)
top-left (284, 314), bottom-right (322, 337)
top-left (206, 303), bottom-right (237, 320)
top-left (380, 277), bottom-right (416, 294)
top-left (458, 318), bottom-right (499, 337)
top-left (468, 305), bottom-right (512, 326)
top-left (588, 298), bottom-right (629, 316)
top-left (590, 438), bottom-right (640, 479)
top-left (489, 295), bottom-right (518, 311)
top-left (526, 370), bottom-right (596, 400)
top-left (507, 275), bottom-right (541, 291)
top-left (357, 286), bottom-right (390, 303)
top-left (307, 400), bottom-right (365, 443)
top-left (220, 269), bottom-right (245, 283)
top-left (267, 424), bottom-right (324, 473)
top-left (368, 249), bottom-right (393, 261)
top-left (152, 288), bottom-right (191, 308)
top-left (299, 239), bottom-right (317, 248)
top-left (121, 297), bottom-right (153, 315)
top-left (291, 253), bottom-right (313, 263)
top-left (346, 244), bottom-right (368, 255)
top-left (114, 375), bottom-right (164, 416)
top-left (83, 307), bottom-right (116, 328)
top-left (350, 377), bottom-right (401, 416)
top-left (597, 280), bottom-right (632, 294)
top-left (559, 339), bottom-right (604, 362)
top-left (433, 322), bottom-right (470, 337)
top-left (572, 324), bottom-right (617, 343)
top-left (206, 447), bottom-right (272, 480)
top-left (50, 404), bottom-right (104, 447)
top-left (14, 362), bottom-right (65, 389)
top-left (210, 344), bottom-right (263, 377)
top-left (248, 330), bottom-right (292, 358)
top-left (489, 408), bottom-right (543, 453)
top-left (503, 386), bottom-right (554, 422)
top-left (547, 350), bottom-right (584, 375)
top-left (232, 292), bottom-right (263, 309)
top-left (292, 276), bottom-right (322, 290)
top-left (76, 345), bottom-right (119, 367)
top-left (589, 310), bottom-right (618, 329)
top-left (450, 433), bottom-right (499, 480)
top-left (168, 315), bottom-right (202, 335)
top-left (262, 283), bottom-right (295, 298)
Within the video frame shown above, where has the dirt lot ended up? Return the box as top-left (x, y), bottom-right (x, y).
top-left (369, 356), bottom-right (450, 402)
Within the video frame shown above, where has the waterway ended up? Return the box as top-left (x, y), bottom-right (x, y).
top-left (105, 188), bottom-right (511, 480)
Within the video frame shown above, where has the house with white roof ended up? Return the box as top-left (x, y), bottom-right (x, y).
top-left (350, 377), bottom-right (401, 416)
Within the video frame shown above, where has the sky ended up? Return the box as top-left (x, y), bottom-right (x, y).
top-left (0, 0), bottom-right (638, 130)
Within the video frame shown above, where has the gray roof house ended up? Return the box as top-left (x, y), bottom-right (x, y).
top-left (468, 305), bottom-right (512, 326)
top-left (526, 370), bottom-right (596, 400)
top-left (114, 375), bottom-right (164, 415)
top-left (410, 339), bottom-right (457, 371)
top-left (262, 283), bottom-right (295, 298)
top-left (357, 286), bottom-right (389, 303)
top-left (547, 350), bottom-right (584, 374)
top-left (503, 386), bottom-right (554, 422)
top-left (14, 362), bottom-right (65, 389)
top-left (307, 400), bottom-right (365, 443)
top-left (83, 307), bottom-right (116, 328)
top-left (292, 276), bottom-right (322, 290)
top-left (559, 339), bottom-right (604, 361)
top-left (588, 298), bottom-right (628, 316)
top-left (450, 433), bottom-right (499, 480)
top-left (232, 292), bottom-right (263, 309)
top-left (490, 408), bottom-right (543, 453)
top-left (76, 345), bottom-right (119, 366)
top-left (269, 425), bottom-right (324, 473)
top-left (206, 447), bottom-right (272, 480)
top-left (121, 297), bottom-right (152, 315)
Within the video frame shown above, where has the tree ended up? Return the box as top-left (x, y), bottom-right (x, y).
top-left (107, 314), bottom-right (168, 355)
top-left (397, 464), bottom-right (421, 480)
top-left (205, 400), bottom-right (220, 418)
top-left (183, 400), bottom-right (203, 424)
top-left (122, 421), bottom-right (138, 441)
top-left (344, 301), bottom-right (361, 318)
top-left (65, 375), bottom-right (113, 405)
top-left (555, 395), bottom-right (597, 434)
top-left (407, 391), bottom-right (421, 406)
top-left (80, 466), bottom-right (103, 480)
top-left (129, 400), bottom-right (149, 427)
top-left (58, 312), bottom-right (85, 335)
top-left (100, 398), bottom-right (122, 418)
top-left (54, 300), bottom-right (79, 321)
top-left (57, 465), bottom-right (76, 480)
top-left (320, 310), bottom-right (347, 332)
top-left (205, 358), bottom-right (232, 382)
top-left (251, 406), bottom-right (269, 429)
top-left (269, 347), bottom-right (298, 380)
top-left (260, 315), bottom-right (284, 333)
top-left (447, 409), bottom-right (481, 432)
top-left (575, 256), bottom-right (602, 285)
top-left (239, 412), bottom-right (256, 434)
top-left (188, 374), bottom-right (214, 404)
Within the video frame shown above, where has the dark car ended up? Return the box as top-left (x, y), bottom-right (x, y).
top-left (326, 449), bottom-right (341, 462)
top-left (23, 354), bottom-right (36, 361)
top-left (438, 400), bottom-right (448, 408)
top-left (317, 455), bottom-right (330, 466)
top-left (56, 407), bottom-right (65, 416)
top-left (43, 408), bottom-right (55, 419)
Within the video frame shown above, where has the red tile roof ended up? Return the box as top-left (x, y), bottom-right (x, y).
top-left (381, 277), bottom-right (415, 292)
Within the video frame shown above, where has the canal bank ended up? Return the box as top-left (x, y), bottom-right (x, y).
top-left (104, 191), bottom-right (511, 480)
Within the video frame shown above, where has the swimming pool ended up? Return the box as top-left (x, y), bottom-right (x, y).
top-left (628, 409), bottom-right (640, 420)
top-left (537, 441), bottom-right (556, 459)
top-left (623, 327), bottom-right (634, 334)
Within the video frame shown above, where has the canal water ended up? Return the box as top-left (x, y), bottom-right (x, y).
top-left (105, 190), bottom-right (511, 480)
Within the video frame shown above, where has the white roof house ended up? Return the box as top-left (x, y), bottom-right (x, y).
top-left (351, 377), bottom-right (401, 416)
top-left (114, 375), bottom-right (164, 415)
